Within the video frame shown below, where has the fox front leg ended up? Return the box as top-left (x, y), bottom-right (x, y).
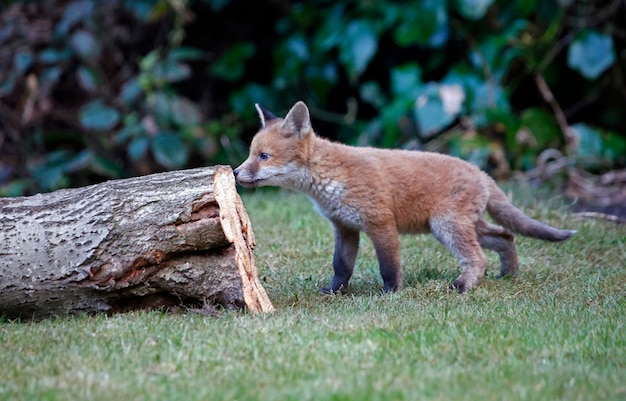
top-left (321, 225), bottom-right (360, 294)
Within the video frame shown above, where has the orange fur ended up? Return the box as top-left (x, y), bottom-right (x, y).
top-left (235, 101), bottom-right (574, 293)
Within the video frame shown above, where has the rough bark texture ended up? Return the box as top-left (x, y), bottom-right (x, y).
top-left (0, 165), bottom-right (273, 319)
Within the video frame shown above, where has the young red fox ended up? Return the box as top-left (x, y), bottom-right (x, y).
top-left (234, 101), bottom-right (575, 294)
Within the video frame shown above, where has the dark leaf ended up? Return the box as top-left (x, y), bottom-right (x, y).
top-left (168, 47), bottom-right (206, 61)
top-left (114, 113), bottom-right (144, 144)
top-left (151, 132), bottom-right (188, 169)
top-left (128, 137), bottom-right (149, 161)
top-left (91, 156), bottom-right (124, 178)
top-left (39, 47), bottom-right (72, 64)
top-left (391, 63), bottom-right (422, 98)
top-left (454, 0), bottom-right (494, 20)
top-left (120, 77), bottom-right (143, 106)
top-left (70, 30), bottom-right (101, 60)
top-left (40, 67), bottom-right (62, 91)
top-left (152, 92), bottom-right (201, 126)
top-left (339, 20), bottom-right (378, 80)
top-left (210, 43), bottom-right (255, 82)
top-left (447, 134), bottom-right (493, 168)
top-left (229, 84), bottom-right (276, 117)
top-left (79, 100), bottom-right (120, 131)
top-left (122, 0), bottom-right (155, 21)
top-left (76, 66), bottom-right (99, 93)
top-left (13, 51), bottom-right (34, 74)
top-left (30, 150), bottom-right (91, 191)
top-left (314, 4), bottom-right (346, 51)
top-left (394, 1), bottom-right (448, 48)
top-left (520, 108), bottom-right (560, 148)
top-left (380, 99), bottom-right (409, 146)
top-left (207, 0), bottom-right (230, 12)
top-left (568, 30), bottom-right (616, 80)
top-left (571, 123), bottom-right (626, 167)
top-left (485, 108), bottom-right (520, 150)
top-left (0, 74), bottom-right (16, 96)
top-left (305, 62), bottom-right (339, 101)
top-left (152, 60), bottom-right (191, 82)
top-left (56, 0), bottom-right (95, 35)
top-left (170, 96), bottom-right (202, 127)
top-left (360, 81), bottom-right (386, 109)
top-left (414, 83), bottom-right (464, 137)
top-left (0, 180), bottom-right (29, 198)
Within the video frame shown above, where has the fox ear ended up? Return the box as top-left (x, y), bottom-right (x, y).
top-left (255, 104), bottom-right (278, 128)
top-left (281, 101), bottom-right (311, 138)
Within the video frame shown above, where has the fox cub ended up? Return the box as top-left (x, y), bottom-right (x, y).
top-left (234, 101), bottom-right (575, 294)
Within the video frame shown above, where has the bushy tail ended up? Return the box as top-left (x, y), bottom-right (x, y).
top-left (486, 180), bottom-right (575, 242)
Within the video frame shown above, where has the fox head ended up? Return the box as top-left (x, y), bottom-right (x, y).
top-left (234, 101), bottom-right (314, 189)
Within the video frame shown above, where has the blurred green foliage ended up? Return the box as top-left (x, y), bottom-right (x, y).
top-left (0, 0), bottom-right (624, 196)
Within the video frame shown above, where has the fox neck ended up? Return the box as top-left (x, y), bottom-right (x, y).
top-left (288, 137), bottom-right (347, 212)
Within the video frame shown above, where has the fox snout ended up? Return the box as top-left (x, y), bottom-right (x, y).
top-left (232, 165), bottom-right (248, 185)
top-left (233, 166), bottom-right (245, 181)
top-left (233, 158), bottom-right (250, 179)
top-left (232, 161), bottom-right (259, 188)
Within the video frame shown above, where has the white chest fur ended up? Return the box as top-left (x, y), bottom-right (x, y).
top-left (306, 178), bottom-right (364, 230)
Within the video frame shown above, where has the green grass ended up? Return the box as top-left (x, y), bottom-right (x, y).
top-left (1, 185), bottom-right (625, 401)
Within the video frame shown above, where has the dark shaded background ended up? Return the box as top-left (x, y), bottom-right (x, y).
top-left (1, 0), bottom-right (624, 216)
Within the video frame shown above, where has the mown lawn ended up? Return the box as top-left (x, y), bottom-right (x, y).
top-left (1, 184), bottom-right (624, 401)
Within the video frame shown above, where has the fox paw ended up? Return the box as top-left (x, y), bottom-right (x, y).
top-left (319, 284), bottom-right (347, 295)
top-left (382, 281), bottom-right (401, 293)
top-left (450, 279), bottom-right (468, 294)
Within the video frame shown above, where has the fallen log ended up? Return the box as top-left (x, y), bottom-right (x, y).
top-left (0, 165), bottom-right (273, 319)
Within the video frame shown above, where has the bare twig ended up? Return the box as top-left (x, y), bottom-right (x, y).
top-left (566, 168), bottom-right (626, 206)
top-left (524, 148), bottom-right (570, 181)
top-left (564, 0), bottom-right (624, 27)
top-left (534, 74), bottom-right (578, 156)
top-left (536, 31), bottom-right (576, 73)
top-left (308, 98), bottom-right (358, 125)
top-left (572, 212), bottom-right (626, 225)
top-left (598, 168), bottom-right (626, 185)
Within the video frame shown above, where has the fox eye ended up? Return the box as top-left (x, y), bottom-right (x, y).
top-left (258, 152), bottom-right (270, 161)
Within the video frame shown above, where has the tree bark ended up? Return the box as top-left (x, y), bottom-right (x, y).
top-left (0, 165), bottom-right (273, 319)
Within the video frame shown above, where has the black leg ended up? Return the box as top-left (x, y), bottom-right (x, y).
top-left (321, 225), bottom-right (360, 294)
top-left (368, 225), bottom-right (403, 293)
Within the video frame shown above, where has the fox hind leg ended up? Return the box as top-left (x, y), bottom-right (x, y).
top-left (476, 218), bottom-right (519, 278)
top-left (430, 215), bottom-right (487, 293)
